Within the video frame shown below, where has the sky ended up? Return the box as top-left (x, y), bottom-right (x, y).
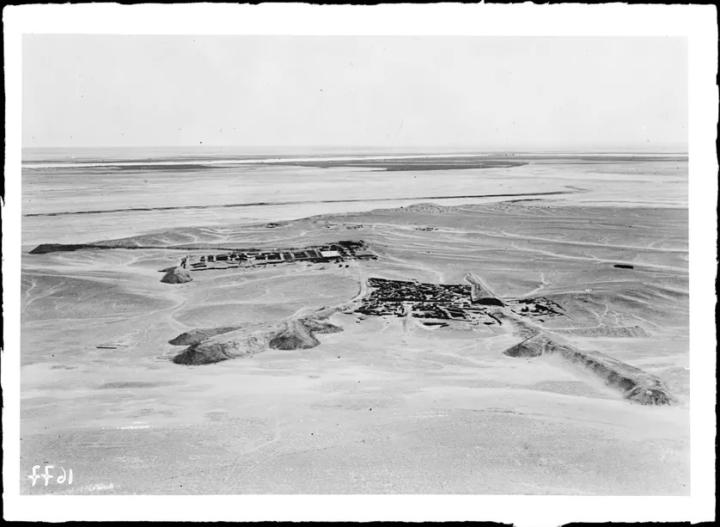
top-left (22, 36), bottom-right (688, 151)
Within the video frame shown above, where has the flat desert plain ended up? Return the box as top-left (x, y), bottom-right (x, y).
top-left (21, 182), bottom-right (689, 494)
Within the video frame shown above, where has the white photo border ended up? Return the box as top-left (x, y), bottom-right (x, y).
top-left (2, 3), bottom-right (717, 524)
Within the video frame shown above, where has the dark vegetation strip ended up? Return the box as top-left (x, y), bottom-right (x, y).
top-left (24, 189), bottom-right (577, 218)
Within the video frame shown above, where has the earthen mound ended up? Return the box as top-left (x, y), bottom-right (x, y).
top-left (161, 266), bottom-right (193, 284)
top-left (269, 320), bottom-right (320, 350)
top-left (503, 333), bottom-right (673, 405)
top-left (172, 316), bottom-right (344, 365)
top-left (168, 326), bottom-right (242, 346)
top-left (301, 318), bottom-right (343, 335)
top-left (504, 338), bottom-right (544, 358)
top-left (625, 384), bottom-right (673, 405)
top-left (172, 330), bottom-right (269, 365)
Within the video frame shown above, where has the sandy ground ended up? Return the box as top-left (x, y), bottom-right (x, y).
top-left (21, 197), bottom-right (689, 494)
top-left (22, 157), bottom-right (686, 245)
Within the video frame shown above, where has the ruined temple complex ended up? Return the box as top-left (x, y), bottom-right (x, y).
top-left (179, 240), bottom-right (377, 271)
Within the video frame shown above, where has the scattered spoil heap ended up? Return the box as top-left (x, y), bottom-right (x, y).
top-left (168, 326), bottom-right (241, 346)
top-left (160, 266), bottom-right (193, 284)
top-left (504, 333), bottom-right (672, 405)
top-left (171, 316), bottom-right (343, 365)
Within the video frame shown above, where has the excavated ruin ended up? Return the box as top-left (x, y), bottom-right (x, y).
top-left (166, 270), bottom-right (672, 407)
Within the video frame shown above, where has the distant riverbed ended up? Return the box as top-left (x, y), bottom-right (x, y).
top-left (22, 150), bottom-right (687, 246)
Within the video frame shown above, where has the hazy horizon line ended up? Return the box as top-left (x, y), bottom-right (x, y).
top-left (22, 144), bottom-right (689, 154)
